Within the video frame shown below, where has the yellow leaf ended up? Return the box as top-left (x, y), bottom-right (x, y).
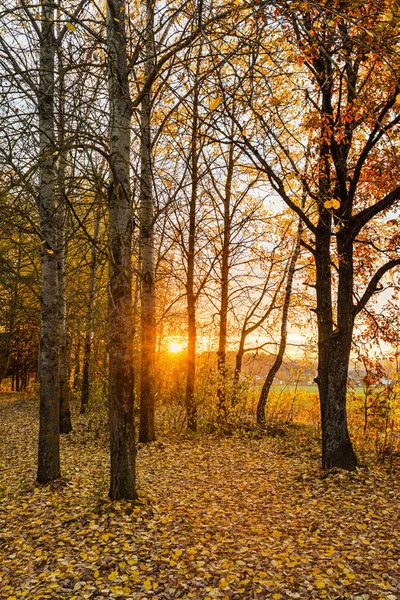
top-left (315, 580), bottom-right (326, 589)
top-left (143, 579), bottom-right (152, 590)
top-left (396, 93), bottom-right (400, 104)
top-left (335, 224), bottom-right (341, 233)
top-left (324, 200), bottom-right (333, 209)
top-left (332, 199), bottom-right (340, 209)
top-left (273, 595), bottom-right (282, 600)
top-left (287, 172), bottom-right (296, 181)
top-left (66, 22), bottom-right (75, 32)
top-left (108, 571), bottom-right (118, 582)
top-left (210, 97), bottom-right (222, 110)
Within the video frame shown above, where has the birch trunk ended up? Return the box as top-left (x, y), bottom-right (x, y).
top-left (139, 0), bottom-right (156, 443)
top-left (107, 0), bottom-right (137, 500)
top-left (37, 0), bottom-right (61, 483)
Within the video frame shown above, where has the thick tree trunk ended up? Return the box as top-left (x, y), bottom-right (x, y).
top-left (316, 232), bottom-right (357, 470)
top-left (256, 218), bottom-right (302, 427)
top-left (106, 0), bottom-right (137, 500)
top-left (216, 141), bottom-right (234, 420)
top-left (319, 329), bottom-right (357, 469)
top-left (37, 0), bottom-right (61, 484)
top-left (80, 205), bottom-right (101, 414)
top-left (139, 0), bottom-right (156, 443)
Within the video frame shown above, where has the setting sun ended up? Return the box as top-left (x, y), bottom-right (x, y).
top-left (168, 341), bottom-right (184, 353)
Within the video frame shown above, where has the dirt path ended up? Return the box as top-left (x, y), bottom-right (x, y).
top-left (0, 396), bottom-right (399, 599)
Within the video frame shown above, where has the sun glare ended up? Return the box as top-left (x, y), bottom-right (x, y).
top-left (168, 341), bottom-right (183, 353)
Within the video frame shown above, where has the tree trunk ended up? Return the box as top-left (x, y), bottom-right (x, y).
top-left (316, 231), bottom-right (357, 470)
top-left (185, 55), bottom-right (202, 433)
top-left (106, 0), bottom-right (137, 500)
top-left (56, 30), bottom-right (72, 435)
top-left (0, 235), bottom-right (21, 386)
top-left (57, 183), bottom-right (72, 434)
top-left (37, 0), bottom-right (61, 484)
top-left (233, 339), bottom-right (245, 385)
top-left (80, 204), bottom-right (101, 414)
top-left (256, 219), bottom-right (302, 427)
top-left (216, 141), bottom-right (234, 420)
top-left (73, 335), bottom-right (81, 389)
top-left (139, 0), bottom-right (156, 444)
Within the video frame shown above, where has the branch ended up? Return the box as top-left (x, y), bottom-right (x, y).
top-left (349, 186), bottom-right (400, 239)
top-left (354, 258), bottom-right (400, 316)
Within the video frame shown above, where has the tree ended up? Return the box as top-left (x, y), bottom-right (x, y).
top-left (139, 0), bottom-right (157, 444)
top-left (56, 32), bottom-right (72, 434)
top-left (256, 215), bottom-right (303, 427)
top-left (106, 0), bottom-right (136, 500)
top-left (36, 0), bottom-right (61, 483)
top-left (222, 0), bottom-right (400, 468)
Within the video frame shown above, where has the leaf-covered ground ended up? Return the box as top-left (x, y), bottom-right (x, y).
top-left (0, 394), bottom-right (399, 600)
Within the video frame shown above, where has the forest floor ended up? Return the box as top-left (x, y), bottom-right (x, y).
top-left (0, 394), bottom-right (399, 600)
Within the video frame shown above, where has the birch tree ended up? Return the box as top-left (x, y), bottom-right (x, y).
top-left (106, 0), bottom-right (136, 499)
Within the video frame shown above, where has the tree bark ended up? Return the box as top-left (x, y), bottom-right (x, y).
top-left (0, 235), bottom-right (21, 387)
top-left (37, 0), bottom-right (61, 484)
top-left (139, 0), bottom-right (156, 443)
top-left (185, 53), bottom-right (202, 433)
top-left (73, 335), bottom-right (81, 389)
top-left (80, 204), bottom-right (101, 414)
top-left (106, 0), bottom-right (137, 500)
top-left (233, 338), bottom-right (245, 386)
top-left (216, 141), bottom-right (234, 420)
top-left (56, 30), bottom-right (72, 434)
top-left (316, 231), bottom-right (357, 470)
top-left (57, 171), bottom-right (72, 434)
top-left (314, 70), bottom-right (357, 470)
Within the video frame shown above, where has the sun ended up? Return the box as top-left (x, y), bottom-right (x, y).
top-left (168, 341), bottom-right (183, 353)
